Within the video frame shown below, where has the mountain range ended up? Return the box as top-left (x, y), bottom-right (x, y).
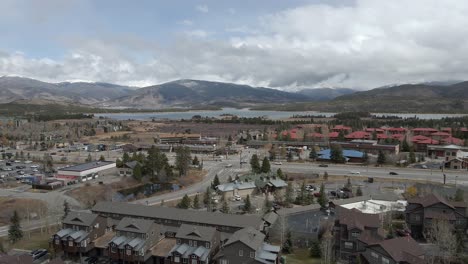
top-left (0, 76), bottom-right (468, 113)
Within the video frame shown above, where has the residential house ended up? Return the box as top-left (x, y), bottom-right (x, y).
top-left (426, 144), bottom-right (468, 158)
top-left (333, 206), bottom-right (384, 264)
top-left (405, 193), bottom-right (467, 239)
top-left (214, 227), bottom-right (280, 264)
top-left (119, 161), bottom-right (141, 177)
top-left (216, 181), bottom-right (257, 199)
top-left (169, 224), bottom-right (220, 264)
top-left (412, 128), bottom-right (438, 136)
top-left (52, 212), bottom-right (107, 257)
top-left (361, 236), bottom-right (425, 264)
top-left (107, 217), bottom-right (162, 264)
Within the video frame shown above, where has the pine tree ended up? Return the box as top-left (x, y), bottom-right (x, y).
top-left (330, 145), bottom-right (345, 163)
top-left (309, 241), bottom-right (321, 258)
top-left (309, 147), bottom-right (317, 160)
top-left (276, 168), bottom-right (284, 180)
top-left (285, 182), bottom-right (294, 207)
top-left (317, 183), bottom-right (328, 208)
top-left (85, 153), bottom-right (93, 162)
top-left (99, 155), bottom-right (106, 161)
top-left (243, 195), bottom-right (252, 213)
top-left (409, 148), bottom-right (416, 163)
top-left (227, 175), bottom-right (233, 182)
top-left (345, 178), bottom-right (352, 190)
top-left (212, 174), bottom-right (220, 189)
top-left (356, 186), bottom-right (363, 196)
top-left (8, 210), bottom-right (23, 243)
top-left (192, 156), bottom-right (200, 166)
top-left (203, 187), bottom-right (211, 207)
top-left (133, 163), bottom-right (143, 181)
top-left (250, 154), bottom-right (261, 173)
top-left (377, 150), bottom-right (386, 165)
top-left (261, 157), bottom-right (271, 173)
top-left (282, 231), bottom-right (293, 254)
top-left (402, 139), bottom-right (410, 152)
top-left (221, 200), bottom-right (230, 214)
top-left (63, 200), bottom-right (70, 220)
top-left (177, 194), bottom-right (191, 209)
top-left (175, 146), bottom-right (191, 176)
top-left (122, 152), bottom-right (130, 163)
top-left (192, 194), bottom-right (200, 209)
top-left (116, 158), bottom-right (123, 168)
top-left (323, 171), bottom-right (329, 181)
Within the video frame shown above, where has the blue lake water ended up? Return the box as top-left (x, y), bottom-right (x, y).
top-left (95, 108), bottom-right (468, 121)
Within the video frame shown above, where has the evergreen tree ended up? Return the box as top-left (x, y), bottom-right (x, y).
top-left (122, 152), bottom-right (130, 163)
top-left (133, 163), bottom-right (143, 181)
top-left (261, 157), bottom-right (271, 173)
top-left (8, 210), bottom-right (23, 243)
top-left (454, 189), bottom-right (465, 202)
top-left (263, 198), bottom-right (272, 214)
top-left (193, 194), bottom-right (201, 209)
top-left (177, 194), bottom-right (191, 209)
top-left (282, 231), bottom-right (293, 254)
top-left (116, 158), bottom-right (123, 168)
top-left (85, 153), bottom-right (93, 162)
top-left (330, 145), bottom-right (345, 163)
top-left (362, 152), bottom-right (369, 165)
top-left (192, 156), bottom-right (200, 166)
top-left (99, 155), bottom-right (106, 161)
top-left (356, 186), bottom-right (363, 196)
top-left (295, 180), bottom-right (307, 205)
top-left (212, 174), bottom-right (220, 189)
top-left (345, 178), bottom-right (352, 190)
top-left (221, 200), bottom-right (230, 214)
top-left (276, 168), bottom-right (284, 180)
top-left (62, 200), bottom-right (70, 220)
top-left (377, 150), bottom-right (386, 165)
top-left (309, 147), bottom-right (317, 160)
top-left (250, 154), bottom-right (261, 173)
top-left (227, 175), bottom-right (233, 182)
top-left (309, 241), bottom-right (321, 258)
top-left (402, 139), bottom-right (410, 152)
top-left (317, 183), bottom-right (328, 208)
top-left (203, 187), bottom-right (211, 206)
top-left (175, 146), bottom-right (191, 176)
top-left (323, 171), bottom-right (329, 181)
top-left (285, 182), bottom-right (294, 207)
top-left (409, 148), bottom-right (416, 163)
top-left (243, 195), bottom-right (252, 213)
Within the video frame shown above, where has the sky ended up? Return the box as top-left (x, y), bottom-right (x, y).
top-left (1, 0), bottom-right (468, 90)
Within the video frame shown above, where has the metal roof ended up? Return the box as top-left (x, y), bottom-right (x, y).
top-left (93, 201), bottom-right (263, 230)
top-left (58, 161), bottom-right (115, 172)
top-left (116, 217), bottom-right (155, 234)
top-left (176, 224), bottom-right (217, 242)
top-left (63, 211), bottom-right (98, 227)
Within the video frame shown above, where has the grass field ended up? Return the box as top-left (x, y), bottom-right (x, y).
top-left (283, 249), bottom-right (320, 264)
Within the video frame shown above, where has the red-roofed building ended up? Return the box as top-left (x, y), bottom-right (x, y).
top-left (364, 128), bottom-right (384, 134)
top-left (390, 134), bottom-right (405, 142)
top-left (460, 128), bottom-right (468, 137)
top-left (332, 125), bottom-right (352, 133)
top-left (412, 128), bottom-right (438, 136)
top-left (411, 135), bottom-right (430, 142)
top-left (384, 127), bottom-right (407, 135)
top-left (345, 131), bottom-right (372, 141)
top-left (376, 134), bottom-right (388, 140)
top-left (441, 127), bottom-right (452, 133)
top-left (430, 131), bottom-right (451, 141)
top-left (328, 131), bottom-right (339, 140)
top-left (441, 136), bottom-right (464, 146)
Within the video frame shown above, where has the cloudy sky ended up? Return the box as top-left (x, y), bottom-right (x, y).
top-left (1, 0), bottom-right (467, 90)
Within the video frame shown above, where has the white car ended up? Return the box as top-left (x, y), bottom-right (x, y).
top-left (225, 164), bottom-right (233, 168)
top-left (274, 162), bottom-right (282, 165)
top-left (349, 171), bottom-right (360, 175)
top-left (233, 195), bottom-right (242, 201)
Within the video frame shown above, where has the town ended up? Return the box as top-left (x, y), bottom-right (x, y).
top-left (0, 112), bottom-right (467, 264)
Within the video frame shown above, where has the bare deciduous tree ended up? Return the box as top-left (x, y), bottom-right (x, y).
top-left (424, 219), bottom-right (457, 264)
top-left (320, 222), bottom-right (335, 264)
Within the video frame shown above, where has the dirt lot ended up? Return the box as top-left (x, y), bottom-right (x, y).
top-left (0, 197), bottom-right (48, 225)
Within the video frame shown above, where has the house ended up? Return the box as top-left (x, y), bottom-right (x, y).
top-left (412, 128), bottom-right (438, 136)
top-left (383, 127), bottom-right (407, 135)
top-left (52, 212), bottom-right (107, 257)
top-left (214, 227), bottom-right (280, 264)
top-left (332, 125), bottom-right (352, 133)
top-left (216, 181), bottom-right (257, 199)
top-left (444, 157), bottom-right (468, 170)
top-left (169, 224), bottom-right (220, 264)
top-left (331, 141), bottom-right (400, 155)
top-left (119, 161), bottom-right (141, 177)
top-left (333, 206), bottom-right (384, 263)
top-left (107, 217), bottom-right (162, 263)
top-left (405, 193), bottom-right (467, 239)
top-left (361, 237), bottom-right (425, 264)
top-left (345, 131), bottom-right (372, 141)
top-left (426, 144), bottom-right (468, 158)
top-left (155, 133), bottom-right (201, 144)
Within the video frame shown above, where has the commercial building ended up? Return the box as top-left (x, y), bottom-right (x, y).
top-left (57, 161), bottom-right (116, 181)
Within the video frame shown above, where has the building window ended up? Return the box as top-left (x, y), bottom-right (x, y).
top-left (193, 240), bottom-right (197, 247)
top-left (371, 252), bottom-right (379, 259)
top-left (55, 239), bottom-right (60, 245)
top-left (68, 241), bottom-right (73, 247)
top-left (220, 260), bottom-right (228, 264)
top-left (183, 258), bottom-right (188, 264)
top-left (412, 214), bottom-right (421, 221)
top-left (351, 231), bottom-right (360, 238)
top-left (191, 259), bottom-right (197, 264)
top-left (344, 242), bottom-right (353, 249)
top-left (189, 240), bottom-right (193, 246)
top-left (382, 257), bottom-right (390, 264)
top-left (239, 250), bottom-right (243, 256)
top-left (250, 251), bottom-right (255, 258)
top-left (206, 242), bottom-right (210, 249)
top-left (126, 249), bottom-right (131, 256)
top-left (177, 239), bottom-right (181, 245)
top-left (111, 246), bottom-right (116, 253)
top-left (174, 256), bottom-right (180, 263)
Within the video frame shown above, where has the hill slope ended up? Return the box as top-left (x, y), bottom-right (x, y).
top-left (297, 88), bottom-right (355, 101)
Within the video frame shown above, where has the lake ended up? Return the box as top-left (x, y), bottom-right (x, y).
top-left (94, 108), bottom-right (468, 121)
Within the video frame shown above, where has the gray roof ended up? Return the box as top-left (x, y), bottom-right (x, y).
top-left (176, 224), bottom-right (217, 242)
top-left (93, 201), bottom-right (263, 230)
top-left (68, 230), bottom-right (88, 242)
top-left (63, 211), bottom-right (98, 227)
top-left (116, 217), bottom-right (154, 234)
top-left (58, 161), bottom-right (115, 172)
top-left (123, 161), bottom-right (140, 169)
top-left (224, 227), bottom-right (265, 251)
top-left (217, 182), bottom-right (256, 192)
top-left (170, 244), bottom-right (210, 261)
top-left (55, 228), bottom-right (73, 238)
top-left (262, 212), bottom-right (278, 225)
top-left (277, 204), bottom-right (321, 216)
top-left (268, 180), bottom-right (287, 188)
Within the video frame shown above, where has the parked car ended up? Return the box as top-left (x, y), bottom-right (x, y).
top-left (31, 249), bottom-right (47, 260)
top-left (389, 171), bottom-right (398, 175)
top-left (318, 164), bottom-right (329, 167)
top-left (349, 171), bottom-right (360, 175)
top-left (305, 185), bottom-right (316, 191)
top-left (274, 162), bottom-right (282, 165)
top-left (233, 195), bottom-right (242, 201)
top-left (225, 164), bottom-right (233, 168)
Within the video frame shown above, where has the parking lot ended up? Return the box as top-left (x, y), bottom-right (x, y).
top-left (0, 159), bottom-right (44, 184)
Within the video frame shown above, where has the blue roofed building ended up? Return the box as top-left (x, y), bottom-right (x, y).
top-left (317, 149), bottom-right (365, 163)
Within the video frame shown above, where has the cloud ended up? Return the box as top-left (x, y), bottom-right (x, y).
top-left (178, 20), bottom-right (194, 26)
top-left (196, 5), bottom-right (209, 13)
top-left (2, 0), bottom-right (468, 90)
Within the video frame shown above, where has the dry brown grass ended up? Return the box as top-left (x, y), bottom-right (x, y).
top-left (177, 169), bottom-right (205, 187)
top-left (0, 198), bottom-right (48, 225)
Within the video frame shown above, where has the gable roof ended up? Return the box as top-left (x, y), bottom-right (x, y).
top-left (116, 217), bottom-right (154, 234)
top-left (93, 201), bottom-right (263, 230)
top-left (369, 237), bottom-right (424, 263)
top-left (224, 227), bottom-right (265, 251)
top-left (336, 206), bottom-right (380, 230)
top-left (63, 211), bottom-right (98, 227)
top-left (123, 161), bottom-right (140, 169)
top-left (407, 193), bottom-right (455, 209)
top-left (176, 224), bottom-right (217, 242)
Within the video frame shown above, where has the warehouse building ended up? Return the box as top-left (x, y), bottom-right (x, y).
top-left (57, 161), bottom-right (116, 181)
